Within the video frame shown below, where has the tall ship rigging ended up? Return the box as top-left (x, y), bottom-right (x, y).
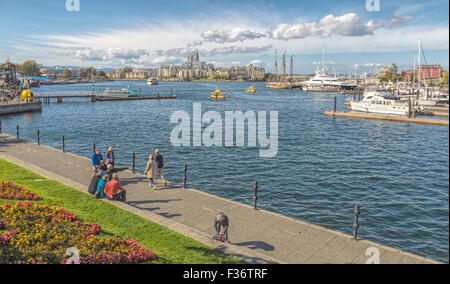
top-left (266, 50), bottom-right (302, 89)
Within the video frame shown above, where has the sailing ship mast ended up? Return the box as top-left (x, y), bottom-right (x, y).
top-left (274, 50), bottom-right (278, 83)
top-left (282, 51), bottom-right (287, 84)
top-left (290, 55), bottom-right (294, 83)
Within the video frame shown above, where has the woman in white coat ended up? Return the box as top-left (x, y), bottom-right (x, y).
top-left (144, 154), bottom-right (158, 190)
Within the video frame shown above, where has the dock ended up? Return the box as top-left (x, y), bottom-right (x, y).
top-left (326, 111), bottom-right (449, 126)
top-left (0, 101), bottom-right (42, 116)
top-left (345, 107), bottom-right (449, 118)
top-left (34, 91), bottom-right (176, 103)
top-left (0, 132), bottom-right (441, 264)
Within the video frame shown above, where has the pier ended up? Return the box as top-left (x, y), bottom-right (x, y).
top-left (0, 101), bottom-right (42, 116)
top-left (326, 110), bottom-right (449, 126)
top-left (0, 132), bottom-right (440, 264)
top-left (34, 91), bottom-right (176, 103)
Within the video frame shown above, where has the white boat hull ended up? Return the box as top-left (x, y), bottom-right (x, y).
top-left (351, 102), bottom-right (410, 116)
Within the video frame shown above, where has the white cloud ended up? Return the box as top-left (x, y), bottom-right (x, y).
top-left (201, 27), bottom-right (266, 43)
top-left (270, 13), bottom-right (413, 40)
top-left (249, 59), bottom-right (263, 66)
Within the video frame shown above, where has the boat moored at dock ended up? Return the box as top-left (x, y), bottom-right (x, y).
top-left (350, 92), bottom-right (422, 116)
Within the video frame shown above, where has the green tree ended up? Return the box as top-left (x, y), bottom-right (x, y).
top-left (19, 61), bottom-right (41, 77)
top-left (441, 70), bottom-right (449, 86)
top-left (62, 69), bottom-right (72, 79)
top-left (379, 72), bottom-right (393, 83)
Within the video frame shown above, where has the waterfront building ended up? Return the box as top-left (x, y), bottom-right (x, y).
top-left (377, 64), bottom-right (398, 78)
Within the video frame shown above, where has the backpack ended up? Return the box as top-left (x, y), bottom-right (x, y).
top-left (156, 154), bottom-right (164, 169)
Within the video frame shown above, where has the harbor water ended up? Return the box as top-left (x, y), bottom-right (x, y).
top-left (1, 81), bottom-right (448, 263)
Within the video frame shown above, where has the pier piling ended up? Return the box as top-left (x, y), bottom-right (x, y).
top-left (16, 124), bottom-right (19, 139)
top-left (334, 96), bottom-right (337, 113)
top-left (183, 164), bottom-right (187, 189)
top-left (62, 136), bottom-right (65, 152)
top-left (353, 204), bottom-right (360, 241)
top-left (92, 143), bottom-right (96, 154)
top-left (37, 130), bottom-right (40, 145)
top-left (0, 120), bottom-right (2, 133)
top-left (254, 181), bottom-right (259, 210)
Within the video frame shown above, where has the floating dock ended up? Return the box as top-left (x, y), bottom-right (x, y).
top-left (95, 95), bottom-right (176, 102)
top-left (326, 111), bottom-right (449, 126)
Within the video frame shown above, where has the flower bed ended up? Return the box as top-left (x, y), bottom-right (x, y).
top-left (0, 201), bottom-right (156, 264)
top-left (0, 181), bottom-right (41, 200)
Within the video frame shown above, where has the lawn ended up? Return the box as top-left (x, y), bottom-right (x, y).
top-left (0, 158), bottom-right (242, 264)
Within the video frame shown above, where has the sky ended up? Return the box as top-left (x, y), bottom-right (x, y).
top-left (0, 0), bottom-right (448, 74)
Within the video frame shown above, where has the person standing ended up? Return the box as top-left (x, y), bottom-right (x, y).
top-left (154, 149), bottom-right (166, 187)
top-left (105, 147), bottom-right (115, 167)
top-left (91, 149), bottom-right (103, 172)
top-left (144, 154), bottom-right (158, 189)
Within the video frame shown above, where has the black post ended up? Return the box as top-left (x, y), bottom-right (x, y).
top-left (183, 164), bottom-right (187, 189)
top-left (62, 136), bottom-right (65, 152)
top-left (408, 98), bottom-right (412, 119)
top-left (0, 120), bottom-right (2, 133)
top-left (139, 88), bottom-right (141, 96)
top-left (353, 204), bottom-right (360, 240)
top-left (16, 124), bottom-right (19, 139)
top-left (37, 129), bottom-right (40, 145)
top-left (334, 96), bottom-right (337, 113)
top-left (254, 181), bottom-right (258, 210)
top-left (93, 143), bottom-right (96, 154)
top-left (132, 152), bottom-right (136, 174)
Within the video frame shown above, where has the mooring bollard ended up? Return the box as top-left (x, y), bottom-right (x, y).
top-left (353, 204), bottom-right (360, 240)
top-left (37, 130), bottom-right (40, 145)
top-left (254, 181), bottom-right (258, 210)
top-left (183, 164), bottom-right (187, 189)
top-left (16, 124), bottom-right (19, 139)
top-left (62, 136), bottom-right (65, 152)
top-left (132, 152), bottom-right (136, 174)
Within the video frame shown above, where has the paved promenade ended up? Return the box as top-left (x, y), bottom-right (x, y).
top-left (0, 133), bottom-right (439, 264)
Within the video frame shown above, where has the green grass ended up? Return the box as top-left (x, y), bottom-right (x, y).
top-left (0, 158), bottom-right (242, 264)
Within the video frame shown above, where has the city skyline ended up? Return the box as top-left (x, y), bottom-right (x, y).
top-left (0, 0), bottom-right (448, 74)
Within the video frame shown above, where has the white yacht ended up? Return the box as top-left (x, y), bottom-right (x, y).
top-left (147, 78), bottom-right (159, 85)
top-left (302, 48), bottom-right (357, 91)
top-left (351, 92), bottom-right (422, 116)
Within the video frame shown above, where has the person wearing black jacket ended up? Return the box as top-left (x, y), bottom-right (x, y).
top-left (106, 164), bottom-right (130, 180)
top-left (155, 149), bottom-right (167, 187)
top-left (88, 171), bottom-right (103, 195)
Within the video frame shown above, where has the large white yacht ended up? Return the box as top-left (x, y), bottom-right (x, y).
top-left (351, 92), bottom-right (422, 116)
top-left (302, 48), bottom-right (357, 91)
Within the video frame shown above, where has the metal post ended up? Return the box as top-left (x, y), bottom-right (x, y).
top-left (16, 124), bottom-right (19, 139)
top-left (254, 181), bottom-right (258, 210)
top-left (37, 130), bottom-right (40, 145)
top-left (408, 98), bottom-right (412, 119)
top-left (353, 204), bottom-right (360, 240)
top-left (334, 96), bottom-right (337, 113)
top-left (62, 136), bottom-right (65, 152)
top-left (183, 164), bottom-right (187, 189)
top-left (93, 143), bottom-right (96, 154)
top-left (132, 152), bottom-right (136, 174)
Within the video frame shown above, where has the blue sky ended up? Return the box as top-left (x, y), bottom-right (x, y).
top-left (0, 0), bottom-right (448, 74)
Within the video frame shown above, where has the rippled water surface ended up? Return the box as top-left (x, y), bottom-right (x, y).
top-left (1, 81), bottom-right (448, 262)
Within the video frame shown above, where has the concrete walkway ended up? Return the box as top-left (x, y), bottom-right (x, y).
top-left (0, 133), bottom-right (439, 264)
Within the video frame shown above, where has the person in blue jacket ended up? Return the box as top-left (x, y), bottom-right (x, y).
top-left (91, 149), bottom-right (103, 172)
top-left (95, 174), bottom-right (109, 199)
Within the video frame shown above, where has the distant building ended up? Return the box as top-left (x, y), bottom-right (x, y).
top-left (377, 64), bottom-right (398, 78)
top-left (158, 50), bottom-right (265, 81)
top-left (419, 64), bottom-right (443, 79)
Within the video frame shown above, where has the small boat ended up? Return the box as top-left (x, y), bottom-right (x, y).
top-left (351, 92), bottom-right (422, 116)
top-left (210, 90), bottom-right (226, 100)
top-left (147, 78), bottom-right (159, 85)
top-left (247, 86), bottom-right (256, 93)
top-left (103, 88), bottom-right (138, 96)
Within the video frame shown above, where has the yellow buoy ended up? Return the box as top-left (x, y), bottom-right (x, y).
top-left (21, 90), bottom-right (33, 102)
